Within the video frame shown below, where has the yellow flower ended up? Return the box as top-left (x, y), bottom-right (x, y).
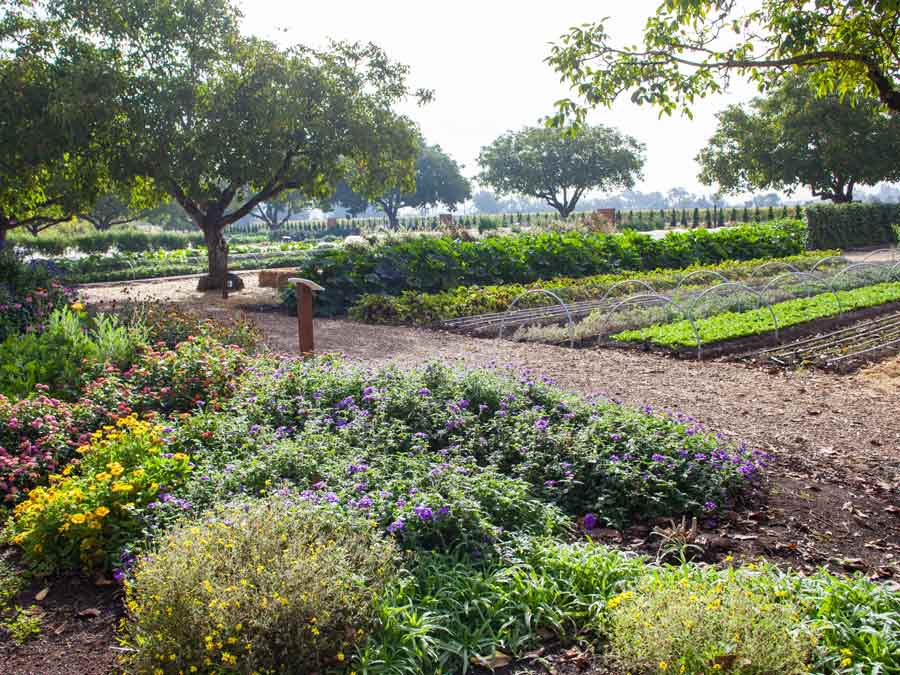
top-left (96, 472), bottom-right (111, 482)
top-left (111, 482), bottom-right (134, 493)
top-left (659, 662), bottom-right (668, 671)
top-left (108, 462), bottom-right (125, 477)
top-left (70, 302), bottom-right (84, 311)
top-left (70, 513), bottom-right (87, 525)
top-left (95, 506), bottom-right (110, 518)
top-left (337, 652), bottom-right (345, 662)
top-left (841, 658), bottom-right (852, 667)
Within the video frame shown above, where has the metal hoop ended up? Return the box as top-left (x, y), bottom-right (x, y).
top-left (598, 279), bottom-right (657, 304)
top-left (687, 282), bottom-right (780, 347)
top-left (750, 260), bottom-right (801, 278)
top-left (809, 255), bottom-right (850, 274)
top-left (598, 293), bottom-right (702, 358)
top-left (498, 289), bottom-right (575, 348)
top-left (761, 271), bottom-right (842, 315)
top-left (830, 261), bottom-right (894, 289)
top-left (674, 269), bottom-right (730, 291)
top-left (861, 248), bottom-right (898, 263)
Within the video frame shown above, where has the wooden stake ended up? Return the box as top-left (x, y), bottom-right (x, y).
top-left (288, 278), bottom-right (324, 356)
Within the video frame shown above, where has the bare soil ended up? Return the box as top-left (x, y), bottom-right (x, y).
top-left (5, 272), bottom-right (897, 673)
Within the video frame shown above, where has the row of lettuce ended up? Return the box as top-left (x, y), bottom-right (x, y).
top-left (0, 254), bottom-right (897, 674)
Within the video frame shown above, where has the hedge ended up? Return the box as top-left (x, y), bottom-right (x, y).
top-left (349, 251), bottom-right (840, 325)
top-left (9, 228), bottom-right (206, 256)
top-left (286, 220), bottom-right (807, 315)
top-left (805, 203), bottom-right (900, 250)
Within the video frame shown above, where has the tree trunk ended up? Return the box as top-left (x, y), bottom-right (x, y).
top-left (197, 224), bottom-right (241, 291)
top-left (385, 206), bottom-right (399, 228)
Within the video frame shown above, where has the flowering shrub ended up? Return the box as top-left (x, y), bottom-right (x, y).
top-left (226, 359), bottom-right (765, 528)
top-left (120, 498), bottom-right (397, 675)
top-left (116, 301), bottom-right (263, 352)
top-left (608, 567), bottom-right (810, 674)
top-left (4, 415), bottom-right (191, 573)
top-left (0, 250), bottom-right (77, 341)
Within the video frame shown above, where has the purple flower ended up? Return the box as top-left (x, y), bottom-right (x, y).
top-left (357, 496), bottom-right (373, 509)
top-left (324, 492), bottom-right (339, 503)
top-left (703, 501), bottom-right (717, 512)
top-left (418, 388), bottom-right (431, 397)
top-left (413, 505), bottom-right (433, 520)
top-left (583, 513), bottom-right (598, 530)
top-left (387, 518), bottom-right (406, 533)
top-left (534, 417), bottom-right (550, 431)
top-left (651, 453), bottom-right (666, 463)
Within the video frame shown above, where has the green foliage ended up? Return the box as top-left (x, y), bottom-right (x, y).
top-left (1, 604), bottom-right (43, 645)
top-left (350, 252), bottom-right (839, 325)
top-left (288, 221), bottom-right (808, 315)
top-left (614, 281), bottom-right (900, 348)
top-left (547, 0), bottom-right (900, 124)
top-left (697, 73), bottom-right (900, 202)
top-left (0, 305), bottom-right (148, 400)
top-left (478, 125), bottom-right (644, 217)
top-left (0, 558), bottom-right (25, 606)
top-left (805, 203), bottom-right (900, 249)
top-left (120, 497), bottom-right (398, 675)
top-left (336, 144), bottom-right (472, 227)
top-left (355, 540), bottom-right (645, 674)
top-left (118, 302), bottom-right (263, 352)
top-left (9, 227), bottom-right (205, 256)
top-left (608, 567), bottom-right (810, 675)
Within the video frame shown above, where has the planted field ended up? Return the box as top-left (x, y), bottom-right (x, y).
top-left (613, 281), bottom-right (900, 349)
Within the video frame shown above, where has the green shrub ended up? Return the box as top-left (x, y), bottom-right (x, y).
top-left (806, 203), bottom-right (900, 249)
top-left (116, 302), bottom-right (263, 352)
top-left (609, 567), bottom-right (810, 675)
top-left (0, 306), bottom-right (149, 400)
top-left (285, 221), bottom-right (807, 315)
top-left (9, 227), bottom-right (205, 256)
top-left (120, 498), bottom-right (398, 675)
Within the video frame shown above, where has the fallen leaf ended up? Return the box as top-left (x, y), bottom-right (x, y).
top-left (470, 651), bottom-right (512, 669)
top-left (34, 587), bottom-right (50, 602)
top-left (77, 608), bottom-right (101, 619)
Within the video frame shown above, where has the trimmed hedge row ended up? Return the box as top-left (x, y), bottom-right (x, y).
top-left (287, 220), bottom-right (807, 315)
top-left (10, 228), bottom-right (206, 255)
top-left (349, 252), bottom-right (839, 325)
top-left (806, 203), bottom-right (900, 250)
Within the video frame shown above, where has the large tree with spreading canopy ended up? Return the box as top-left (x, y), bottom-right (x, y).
top-left (697, 73), bottom-right (900, 202)
top-left (33, 0), bottom-right (425, 289)
top-left (477, 125), bottom-right (644, 217)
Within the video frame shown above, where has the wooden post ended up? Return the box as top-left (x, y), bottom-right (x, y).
top-left (287, 278), bottom-right (325, 356)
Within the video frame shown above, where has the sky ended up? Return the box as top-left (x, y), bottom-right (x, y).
top-left (239, 0), bottom-right (761, 197)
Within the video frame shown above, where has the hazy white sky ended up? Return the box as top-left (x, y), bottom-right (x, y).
top-left (240, 0), bottom-right (759, 196)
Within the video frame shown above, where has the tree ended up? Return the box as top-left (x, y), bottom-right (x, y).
top-left (0, 15), bottom-right (124, 247)
top-left (477, 125), bottom-right (644, 217)
top-left (547, 0), bottom-right (900, 124)
top-left (252, 191), bottom-right (310, 230)
top-left (320, 181), bottom-right (373, 218)
top-left (697, 74), bottom-right (900, 202)
top-left (79, 191), bottom-right (148, 230)
top-left (347, 144), bottom-right (471, 227)
top-left (44, 0), bottom-right (425, 289)
top-left (472, 190), bottom-right (503, 214)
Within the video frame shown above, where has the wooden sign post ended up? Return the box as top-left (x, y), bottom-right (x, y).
top-left (287, 278), bottom-right (325, 355)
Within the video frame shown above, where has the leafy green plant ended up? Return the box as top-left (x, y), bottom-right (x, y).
top-left (806, 203), bottom-right (900, 249)
top-left (614, 281), bottom-right (900, 348)
top-left (349, 251), bottom-right (839, 325)
top-left (120, 498), bottom-right (398, 675)
top-left (1, 605), bottom-right (42, 645)
top-left (287, 220), bottom-right (808, 315)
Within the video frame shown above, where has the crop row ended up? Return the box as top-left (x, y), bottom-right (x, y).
top-left (349, 251), bottom-right (839, 325)
top-left (287, 220), bottom-right (807, 315)
top-left (613, 281), bottom-right (900, 348)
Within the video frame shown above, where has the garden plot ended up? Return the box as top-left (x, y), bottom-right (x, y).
top-left (480, 255), bottom-right (900, 364)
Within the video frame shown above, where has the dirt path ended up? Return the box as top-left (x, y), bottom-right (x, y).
top-left (82, 273), bottom-right (900, 573)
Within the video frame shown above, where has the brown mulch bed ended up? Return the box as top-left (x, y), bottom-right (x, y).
top-left (3, 275), bottom-right (896, 673)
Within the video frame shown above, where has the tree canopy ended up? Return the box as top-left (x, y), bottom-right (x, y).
top-left (331, 144), bottom-right (472, 226)
top-left (547, 0), bottom-right (900, 124)
top-left (33, 0), bottom-right (425, 288)
top-left (697, 73), bottom-right (900, 202)
top-left (0, 14), bottom-right (125, 245)
top-left (477, 125), bottom-right (644, 217)
top-left (252, 191), bottom-right (310, 230)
